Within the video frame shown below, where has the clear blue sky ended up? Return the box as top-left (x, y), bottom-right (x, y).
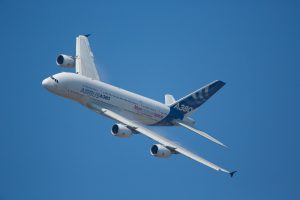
top-left (0, 0), bottom-right (299, 199)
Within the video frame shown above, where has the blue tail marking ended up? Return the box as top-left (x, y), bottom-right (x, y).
top-left (170, 80), bottom-right (225, 115)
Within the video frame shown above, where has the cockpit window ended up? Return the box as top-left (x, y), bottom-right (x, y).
top-left (50, 76), bottom-right (59, 83)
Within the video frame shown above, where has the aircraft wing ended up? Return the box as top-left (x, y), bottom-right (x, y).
top-left (76, 35), bottom-right (100, 81)
top-left (100, 108), bottom-right (235, 176)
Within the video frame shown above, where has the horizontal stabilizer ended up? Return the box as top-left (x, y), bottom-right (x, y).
top-left (165, 94), bottom-right (176, 105)
top-left (175, 121), bottom-right (227, 147)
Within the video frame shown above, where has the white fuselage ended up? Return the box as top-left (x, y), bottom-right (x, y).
top-left (42, 72), bottom-right (170, 125)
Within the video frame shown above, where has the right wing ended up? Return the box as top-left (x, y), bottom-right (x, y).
top-left (99, 108), bottom-right (235, 176)
top-left (76, 35), bottom-right (100, 81)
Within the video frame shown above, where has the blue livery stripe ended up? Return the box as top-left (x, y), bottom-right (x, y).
top-left (153, 80), bottom-right (225, 126)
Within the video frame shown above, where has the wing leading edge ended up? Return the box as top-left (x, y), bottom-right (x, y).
top-left (99, 108), bottom-right (235, 176)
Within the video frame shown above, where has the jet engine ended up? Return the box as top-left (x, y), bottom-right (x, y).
top-left (111, 124), bottom-right (132, 138)
top-left (150, 144), bottom-right (171, 158)
top-left (56, 54), bottom-right (75, 68)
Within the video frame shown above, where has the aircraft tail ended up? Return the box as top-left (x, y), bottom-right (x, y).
top-left (170, 80), bottom-right (225, 116)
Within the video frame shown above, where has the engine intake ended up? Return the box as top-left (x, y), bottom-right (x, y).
top-left (56, 54), bottom-right (75, 68)
top-left (111, 124), bottom-right (132, 138)
top-left (150, 144), bottom-right (171, 158)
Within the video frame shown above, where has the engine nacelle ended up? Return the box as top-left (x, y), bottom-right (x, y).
top-left (111, 124), bottom-right (132, 138)
top-left (150, 144), bottom-right (171, 158)
top-left (56, 54), bottom-right (75, 68)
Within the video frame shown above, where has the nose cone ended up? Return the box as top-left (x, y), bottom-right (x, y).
top-left (42, 77), bottom-right (50, 89)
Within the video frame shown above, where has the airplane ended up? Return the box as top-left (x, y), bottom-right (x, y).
top-left (42, 35), bottom-right (236, 177)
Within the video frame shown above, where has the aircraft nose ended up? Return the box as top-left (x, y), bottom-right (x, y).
top-left (42, 77), bottom-right (50, 89)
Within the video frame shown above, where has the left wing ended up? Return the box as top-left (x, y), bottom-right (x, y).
top-left (100, 108), bottom-right (235, 176)
top-left (76, 35), bottom-right (100, 81)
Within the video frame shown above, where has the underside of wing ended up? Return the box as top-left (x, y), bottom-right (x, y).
top-left (76, 35), bottom-right (100, 81)
top-left (99, 108), bottom-right (234, 176)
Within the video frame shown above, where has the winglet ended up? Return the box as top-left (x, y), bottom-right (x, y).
top-left (229, 171), bottom-right (237, 178)
top-left (84, 34), bottom-right (91, 37)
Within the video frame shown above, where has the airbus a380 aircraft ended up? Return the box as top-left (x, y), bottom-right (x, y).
top-left (42, 35), bottom-right (236, 177)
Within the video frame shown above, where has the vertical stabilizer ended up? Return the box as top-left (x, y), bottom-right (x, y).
top-left (170, 80), bottom-right (225, 116)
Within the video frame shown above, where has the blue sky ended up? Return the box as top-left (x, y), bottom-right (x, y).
top-left (0, 0), bottom-right (299, 199)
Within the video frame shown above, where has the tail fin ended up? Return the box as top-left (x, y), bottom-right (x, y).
top-left (170, 80), bottom-right (225, 116)
top-left (76, 35), bottom-right (100, 81)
